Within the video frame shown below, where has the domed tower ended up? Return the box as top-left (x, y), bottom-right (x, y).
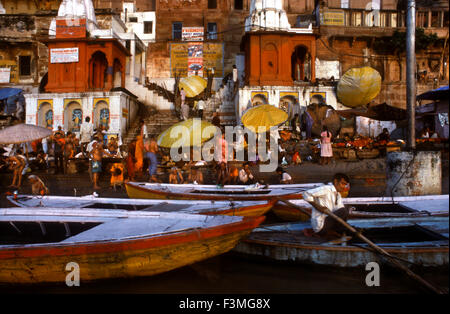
top-left (245, 0), bottom-right (291, 32)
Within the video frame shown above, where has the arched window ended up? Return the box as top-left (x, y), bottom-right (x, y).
top-left (37, 102), bottom-right (53, 129)
top-left (251, 94), bottom-right (268, 106)
top-left (291, 45), bottom-right (311, 82)
top-left (89, 51), bottom-right (108, 90)
top-left (93, 100), bottom-right (110, 130)
top-left (113, 58), bottom-right (123, 88)
top-left (64, 101), bottom-right (82, 133)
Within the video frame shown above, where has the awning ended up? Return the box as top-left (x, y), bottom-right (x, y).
top-left (417, 85), bottom-right (449, 101)
top-left (0, 88), bottom-right (22, 101)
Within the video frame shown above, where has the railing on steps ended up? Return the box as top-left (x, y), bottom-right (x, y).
top-left (145, 79), bottom-right (175, 103)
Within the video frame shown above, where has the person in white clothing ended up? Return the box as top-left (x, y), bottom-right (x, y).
top-left (239, 162), bottom-right (256, 185)
top-left (196, 99), bottom-right (205, 119)
top-left (140, 119), bottom-right (148, 139)
top-left (79, 116), bottom-right (94, 155)
top-left (302, 173), bottom-right (350, 238)
top-left (276, 166), bottom-right (292, 184)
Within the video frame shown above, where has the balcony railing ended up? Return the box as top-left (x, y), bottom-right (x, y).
top-left (320, 9), bottom-right (449, 29)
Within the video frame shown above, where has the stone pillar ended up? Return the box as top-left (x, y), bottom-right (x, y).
top-left (386, 151), bottom-right (442, 196)
top-left (105, 65), bottom-right (114, 90)
top-left (130, 37), bottom-right (136, 80)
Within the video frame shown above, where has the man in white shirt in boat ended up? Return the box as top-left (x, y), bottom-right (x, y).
top-left (302, 173), bottom-right (350, 239)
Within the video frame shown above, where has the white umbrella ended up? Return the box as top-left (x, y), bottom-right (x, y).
top-left (0, 123), bottom-right (53, 145)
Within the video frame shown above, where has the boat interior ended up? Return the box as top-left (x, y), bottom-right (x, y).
top-left (191, 189), bottom-right (272, 195)
top-left (0, 208), bottom-right (249, 247)
top-left (349, 203), bottom-right (416, 213)
top-left (0, 221), bottom-right (102, 245)
top-left (248, 217), bottom-right (449, 247)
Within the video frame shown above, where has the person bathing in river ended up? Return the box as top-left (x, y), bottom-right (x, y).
top-left (90, 142), bottom-right (103, 190)
top-left (302, 173), bottom-right (351, 239)
top-left (169, 166), bottom-right (184, 184)
top-left (28, 175), bottom-right (49, 196)
top-left (187, 166), bottom-right (204, 185)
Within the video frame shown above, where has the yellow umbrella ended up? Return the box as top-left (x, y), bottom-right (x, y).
top-left (337, 66), bottom-right (381, 108)
top-left (179, 75), bottom-right (207, 98)
top-left (241, 104), bottom-right (289, 134)
top-left (157, 118), bottom-right (219, 148)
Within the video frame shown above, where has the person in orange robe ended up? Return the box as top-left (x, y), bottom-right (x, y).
top-left (134, 135), bottom-right (144, 174)
top-left (126, 140), bottom-right (136, 181)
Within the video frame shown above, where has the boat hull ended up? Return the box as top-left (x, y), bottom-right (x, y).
top-left (0, 217), bottom-right (264, 284)
top-left (7, 195), bottom-right (275, 218)
top-left (202, 201), bottom-right (275, 217)
top-left (234, 238), bottom-right (449, 268)
top-left (125, 182), bottom-right (304, 201)
top-left (233, 217), bottom-right (449, 268)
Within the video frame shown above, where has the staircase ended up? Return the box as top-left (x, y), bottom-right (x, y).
top-left (121, 76), bottom-right (242, 147)
top-left (122, 109), bottom-right (181, 146)
top-left (126, 79), bottom-right (174, 112)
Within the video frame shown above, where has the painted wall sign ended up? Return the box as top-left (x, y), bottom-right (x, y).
top-left (320, 10), bottom-right (345, 26)
top-left (188, 42), bottom-right (203, 76)
top-left (0, 61), bottom-right (18, 83)
top-left (182, 27), bottom-right (204, 41)
top-left (50, 48), bottom-right (79, 64)
top-left (203, 43), bottom-right (224, 78)
top-left (110, 114), bottom-right (120, 132)
top-left (0, 68), bottom-right (11, 83)
top-left (56, 18), bottom-right (87, 39)
top-left (170, 43), bottom-right (224, 78)
top-left (170, 43), bottom-right (188, 77)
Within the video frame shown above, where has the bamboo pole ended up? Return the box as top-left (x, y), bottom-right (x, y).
top-left (278, 199), bottom-right (446, 294)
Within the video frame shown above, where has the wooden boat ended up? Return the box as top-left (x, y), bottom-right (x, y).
top-left (125, 182), bottom-right (324, 201)
top-left (272, 194), bottom-right (449, 221)
top-left (7, 194), bottom-right (274, 217)
top-left (233, 216), bottom-right (449, 267)
top-left (0, 207), bottom-right (265, 284)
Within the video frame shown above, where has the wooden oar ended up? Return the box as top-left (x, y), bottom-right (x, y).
top-left (276, 198), bottom-right (312, 218)
top-left (278, 199), bottom-right (446, 294)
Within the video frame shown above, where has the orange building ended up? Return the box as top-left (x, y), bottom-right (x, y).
top-left (44, 37), bottom-right (129, 93)
top-left (242, 31), bottom-right (317, 86)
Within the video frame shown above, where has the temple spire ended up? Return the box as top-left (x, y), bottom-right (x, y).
top-left (245, 0), bottom-right (291, 32)
top-left (49, 0), bottom-right (98, 36)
